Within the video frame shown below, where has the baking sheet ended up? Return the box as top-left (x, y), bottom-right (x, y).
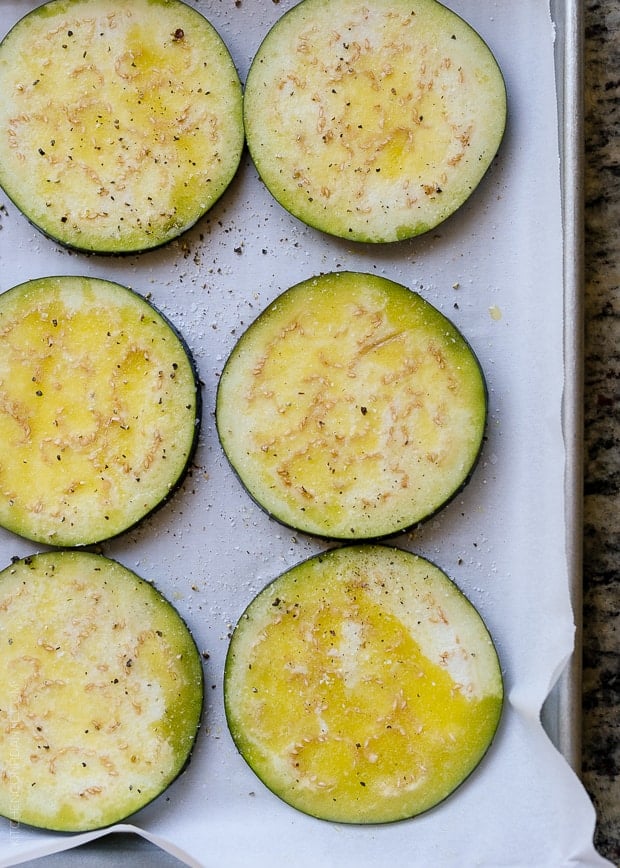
top-left (0, 0), bottom-right (611, 865)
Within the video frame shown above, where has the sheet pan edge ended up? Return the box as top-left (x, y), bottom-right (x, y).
top-left (0, 1), bottom-right (586, 863)
top-left (540, 0), bottom-right (585, 774)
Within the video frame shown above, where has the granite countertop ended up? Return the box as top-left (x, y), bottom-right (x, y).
top-left (582, 0), bottom-right (620, 864)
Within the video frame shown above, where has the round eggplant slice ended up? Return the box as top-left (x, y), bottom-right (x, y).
top-left (244, 0), bottom-right (506, 243)
top-left (216, 271), bottom-right (487, 540)
top-left (0, 0), bottom-right (244, 253)
top-left (0, 550), bottom-right (203, 832)
top-left (224, 544), bottom-right (503, 824)
top-left (0, 275), bottom-right (200, 547)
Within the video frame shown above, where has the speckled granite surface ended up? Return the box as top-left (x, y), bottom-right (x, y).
top-left (582, 0), bottom-right (620, 864)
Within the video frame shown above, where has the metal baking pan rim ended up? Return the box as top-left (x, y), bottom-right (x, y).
top-left (540, 0), bottom-right (585, 774)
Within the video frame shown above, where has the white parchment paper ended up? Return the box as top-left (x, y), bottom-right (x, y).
top-left (0, 1), bottom-right (612, 866)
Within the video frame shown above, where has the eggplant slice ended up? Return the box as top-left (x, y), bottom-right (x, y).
top-left (0, 550), bottom-right (203, 832)
top-left (225, 544), bottom-right (503, 824)
top-left (0, 276), bottom-right (200, 547)
top-left (0, 0), bottom-right (244, 253)
top-left (243, 0), bottom-right (506, 242)
top-left (216, 271), bottom-right (487, 540)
